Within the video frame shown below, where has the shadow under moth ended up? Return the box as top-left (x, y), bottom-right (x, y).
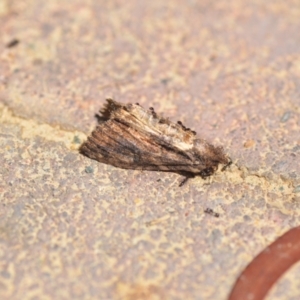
top-left (80, 99), bottom-right (231, 186)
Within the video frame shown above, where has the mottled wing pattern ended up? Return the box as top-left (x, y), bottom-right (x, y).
top-left (80, 116), bottom-right (200, 173)
top-left (80, 99), bottom-right (230, 176)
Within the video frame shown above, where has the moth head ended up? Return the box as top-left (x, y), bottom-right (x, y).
top-left (194, 139), bottom-right (230, 166)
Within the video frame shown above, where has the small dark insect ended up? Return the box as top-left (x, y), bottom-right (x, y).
top-left (204, 208), bottom-right (220, 218)
top-left (6, 38), bottom-right (20, 48)
top-left (80, 99), bottom-right (231, 185)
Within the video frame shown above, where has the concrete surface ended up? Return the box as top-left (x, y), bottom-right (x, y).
top-left (0, 0), bottom-right (299, 299)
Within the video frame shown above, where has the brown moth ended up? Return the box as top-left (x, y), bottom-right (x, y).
top-left (80, 99), bottom-right (231, 185)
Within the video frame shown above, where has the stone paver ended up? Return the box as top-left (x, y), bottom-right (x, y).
top-left (0, 1), bottom-right (299, 299)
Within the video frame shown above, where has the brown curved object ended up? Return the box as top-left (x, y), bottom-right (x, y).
top-left (228, 226), bottom-right (300, 300)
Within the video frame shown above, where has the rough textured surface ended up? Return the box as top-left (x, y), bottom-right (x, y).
top-left (0, 0), bottom-right (299, 299)
top-left (229, 226), bottom-right (300, 300)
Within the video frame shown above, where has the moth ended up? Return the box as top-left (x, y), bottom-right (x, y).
top-left (80, 99), bottom-right (231, 185)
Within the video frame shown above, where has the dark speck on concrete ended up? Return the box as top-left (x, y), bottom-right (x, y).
top-left (85, 166), bottom-right (94, 173)
top-left (243, 215), bottom-right (251, 222)
top-left (292, 145), bottom-right (300, 152)
top-left (161, 78), bottom-right (170, 85)
top-left (73, 135), bottom-right (81, 144)
top-left (294, 185), bottom-right (300, 193)
top-left (280, 111), bottom-right (291, 123)
top-left (64, 153), bottom-right (77, 162)
top-left (6, 38), bottom-right (20, 48)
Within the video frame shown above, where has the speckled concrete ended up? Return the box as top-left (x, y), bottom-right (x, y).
top-left (0, 1), bottom-right (299, 299)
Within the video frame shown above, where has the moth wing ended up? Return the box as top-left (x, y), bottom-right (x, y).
top-left (80, 118), bottom-right (204, 174)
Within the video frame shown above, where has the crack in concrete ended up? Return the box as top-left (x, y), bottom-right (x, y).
top-left (0, 102), bottom-right (87, 150)
top-left (1, 102), bottom-right (298, 201)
